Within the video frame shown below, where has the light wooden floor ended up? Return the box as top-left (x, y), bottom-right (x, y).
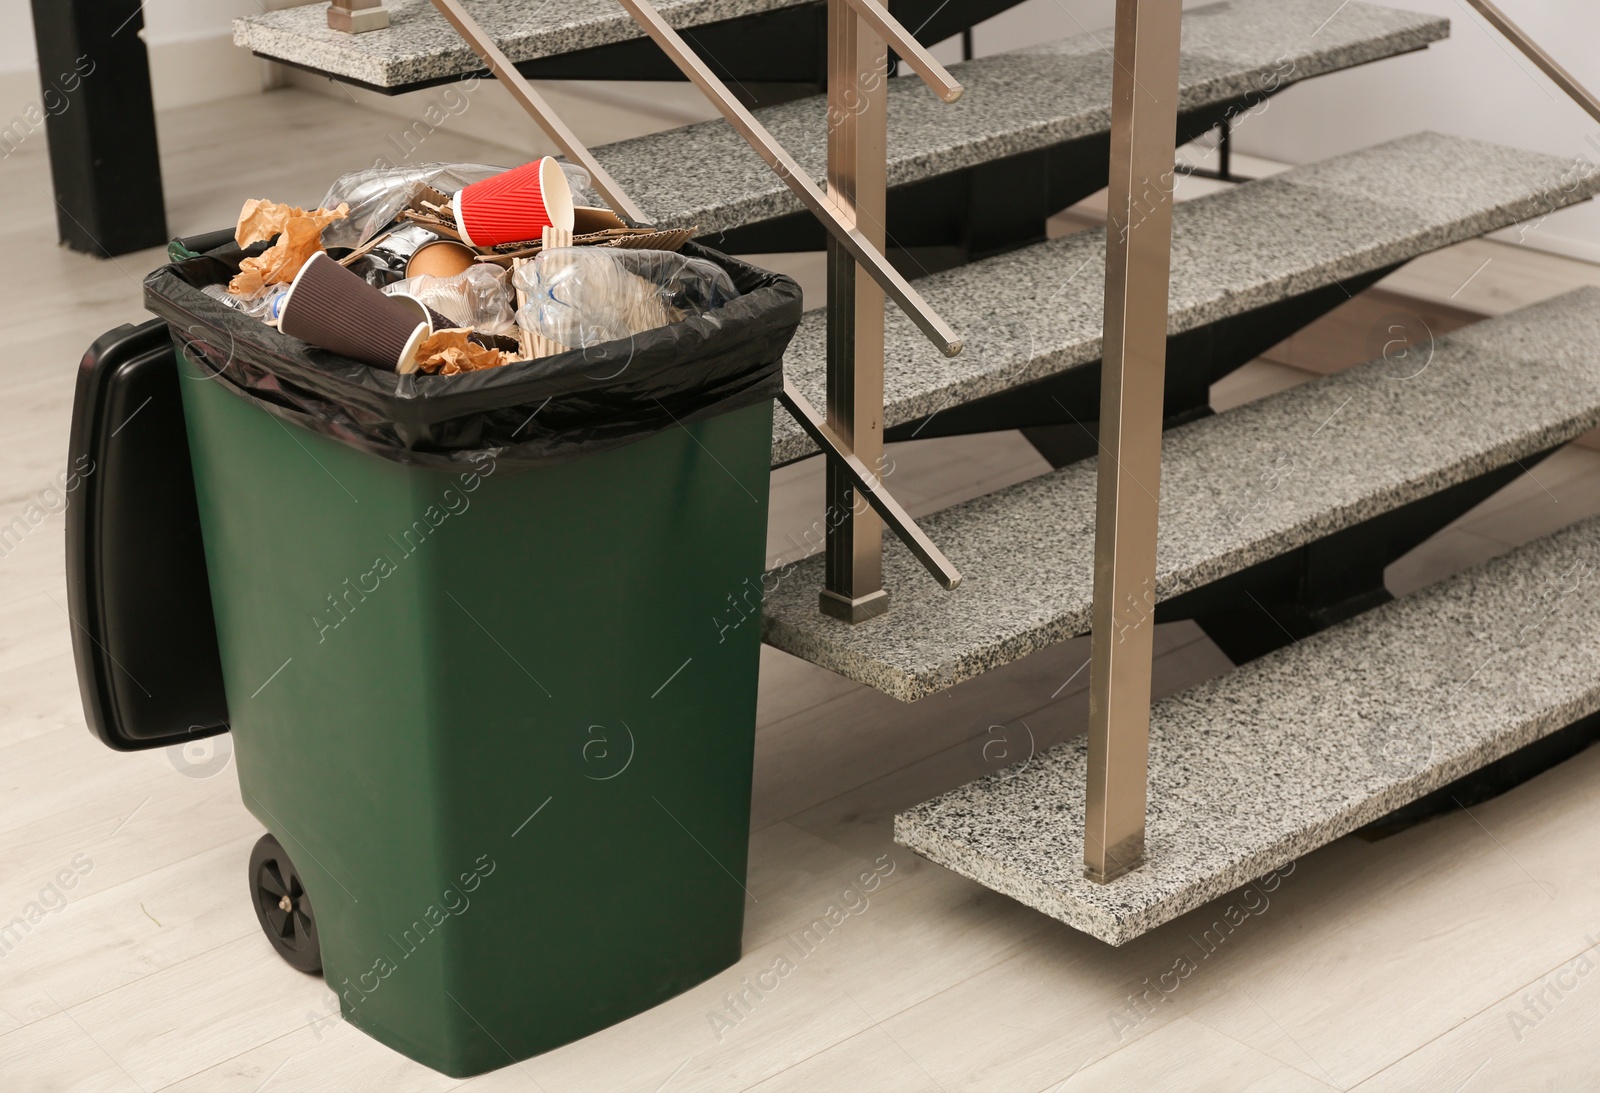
top-left (6, 87), bottom-right (1600, 1092)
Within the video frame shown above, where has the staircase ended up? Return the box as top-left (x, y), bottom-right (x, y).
top-left (237, 0), bottom-right (1600, 946)
top-left (898, 496), bottom-right (1600, 944)
top-left (235, 0), bottom-right (1025, 90)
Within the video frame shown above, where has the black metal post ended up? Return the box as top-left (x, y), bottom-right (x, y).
top-left (28, 0), bottom-right (167, 256)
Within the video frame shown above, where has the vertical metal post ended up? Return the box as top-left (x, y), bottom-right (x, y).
top-left (327, 0), bottom-right (390, 34)
top-left (820, 0), bottom-right (890, 623)
top-left (1084, 0), bottom-right (1183, 884)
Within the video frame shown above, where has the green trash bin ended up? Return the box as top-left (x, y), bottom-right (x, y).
top-left (72, 237), bottom-right (803, 1077)
top-left (177, 347), bottom-right (772, 1075)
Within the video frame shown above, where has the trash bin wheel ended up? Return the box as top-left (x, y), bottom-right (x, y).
top-left (249, 833), bottom-right (322, 974)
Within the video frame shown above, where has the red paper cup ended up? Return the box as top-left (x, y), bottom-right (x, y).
top-left (453, 156), bottom-right (575, 249)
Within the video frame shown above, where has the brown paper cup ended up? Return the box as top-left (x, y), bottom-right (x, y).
top-left (406, 240), bottom-right (478, 279)
top-left (280, 252), bottom-right (432, 374)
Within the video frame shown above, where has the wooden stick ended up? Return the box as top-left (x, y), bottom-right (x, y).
top-left (336, 225), bottom-right (399, 267)
top-left (530, 225), bottom-right (574, 358)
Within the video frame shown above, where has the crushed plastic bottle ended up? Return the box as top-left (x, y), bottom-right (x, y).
top-left (513, 248), bottom-right (739, 349)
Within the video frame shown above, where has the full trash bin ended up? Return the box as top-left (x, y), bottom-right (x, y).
top-left (67, 230), bottom-right (801, 1077)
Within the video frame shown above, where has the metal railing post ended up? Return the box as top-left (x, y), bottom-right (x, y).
top-left (609, 0), bottom-right (965, 601)
top-left (327, 1), bottom-right (389, 34)
top-left (820, 0), bottom-right (890, 622)
top-left (424, 0), bottom-right (966, 596)
top-left (1084, 0), bottom-right (1183, 884)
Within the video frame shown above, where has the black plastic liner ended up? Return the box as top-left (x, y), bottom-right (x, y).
top-left (143, 240), bottom-right (801, 473)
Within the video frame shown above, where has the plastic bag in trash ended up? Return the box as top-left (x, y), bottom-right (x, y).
top-left (385, 265), bottom-right (517, 337)
top-left (143, 240), bottom-right (800, 473)
top-left (319, 161), bottom-right (594, 250)
top-left (514, 248), bottom-right (740, 350)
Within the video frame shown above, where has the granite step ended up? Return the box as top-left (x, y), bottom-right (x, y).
top-left (234, 0), bottom-right (1442, 122)
top-left (594, 0), bottom-right (1446, 237)
top-left (770, 131), bottom-right (1600, 465)
top-left (895, 511), bottom-right (1600, 945)
top-left (233, 0), bottom-right (814, 89)
top-left (762, 287), bottom-right (1600, 700)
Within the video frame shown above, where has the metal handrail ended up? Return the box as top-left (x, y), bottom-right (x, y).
top-left (841, 0), bottom-right (963, 103)
top-left (612, 0), bottom-right (964, 358)
top-left (428, 0), bottom-right (647, 223)
top-left (1464, 0), bottom-right (1600, 125)
top-left (424, 0), bottom-right (965, 596)
top-left (781, 379), bottom-right (962, 589)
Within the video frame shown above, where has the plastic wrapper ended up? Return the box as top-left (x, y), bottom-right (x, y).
top-left (514, 248), bottom-right (740, 350)
top-left (202, 282), bottom-right (289, 322)
top-left (320, 161), bottom-right (594, 250)
top-left (143, 239), bottom-right (799, 473)
top-left (385, 264), bottom-right (516, 336)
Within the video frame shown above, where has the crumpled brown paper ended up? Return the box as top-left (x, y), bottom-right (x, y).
top-left (414, 329), bottom-right (514, 375)
top-left (227, 200), bottom-right (350, 296)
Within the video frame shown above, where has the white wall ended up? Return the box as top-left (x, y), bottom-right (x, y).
top-left (1, 0), bottom-right (272, 72)
top-left (0, 0), bottom-right (316, 111)
top-left (0, 0), bottom-right (32, 75)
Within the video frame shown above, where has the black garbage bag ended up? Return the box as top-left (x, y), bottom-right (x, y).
top-left (142, 239), bottom-right (801, 473)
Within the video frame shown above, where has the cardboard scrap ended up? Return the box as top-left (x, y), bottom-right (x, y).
top-left (479, 227), bottom-right (696, 265)
top-left (415, 328), bottom-right (514, 375)
top-left (400, 204), bottom-right (691, 264)
top-left (398, 208), bottom-right (465, 241)
top-left (228, 200), bottom-right (350, 296)
top-left (573, 206), bottom-right (628, 233)
top-left (408, 185), bottom-right (451, 215)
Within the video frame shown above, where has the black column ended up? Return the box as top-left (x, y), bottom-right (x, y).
top-left (29, 0), bottom-right (167, 256)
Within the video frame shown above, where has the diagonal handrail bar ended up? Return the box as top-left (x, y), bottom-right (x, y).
top-left (428, 0), bottom-right (648, 223)
top-left (611, 0), bottom-right (964, 358)
top-left (422, 0), bottom-right (966, 591)
top-left (1464, 0), bottom-right (1600, 125)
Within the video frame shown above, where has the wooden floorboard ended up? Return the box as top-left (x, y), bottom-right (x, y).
top-left (4, 86), bottom-right (1600, 1091)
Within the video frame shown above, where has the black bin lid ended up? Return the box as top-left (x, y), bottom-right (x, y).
top-left (66, 318), bottom-right (229, 751)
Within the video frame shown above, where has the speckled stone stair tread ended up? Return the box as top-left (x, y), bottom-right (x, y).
top-left (894, 512), bottom-right (1600, 944)
top-left (231, 0), bottom-right (1447, 251)
top-left (771, 130), bottom-right (1600, 465)
top-left (233, 0), bottom-right (814, 86)
top-left (593, 0), bottom-right (1446, 236)
top-left (762, 287), bottom-right (1600, 700)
